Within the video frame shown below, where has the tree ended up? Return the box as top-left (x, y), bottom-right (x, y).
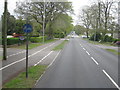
top-left (79, 6), bottom-right (91, 38)
top-left (7, 12), bottom-right (16, 35)
top-left (14, 1), bottom-right (73, 39)
top-left (73, 25), bottom-right (86, 35)
top-left (15, 19), bottom-right (26, 34)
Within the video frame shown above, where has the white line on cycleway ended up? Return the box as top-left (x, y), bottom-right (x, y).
top-left (102, 70), bottom-right (120, 90)
top-left (34, 51), bottom-right (53, 66)
top-left (7, 51), bottom-right (26, 58)
top-left (48, 50), bottom-right (61, 68)
top-left (0, 43), bottom-right (55, 71)
top-left (34, 50), bottom-right (61, 86)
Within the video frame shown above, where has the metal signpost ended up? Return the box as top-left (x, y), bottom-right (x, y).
top-left (23, 24), bottom-right (32, 78)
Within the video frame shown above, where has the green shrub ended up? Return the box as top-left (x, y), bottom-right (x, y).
top-left (103, 35), bottom-right (114, 42)
top-left (89, 33), bottom-right (101, 41)
top-left (7, 38), bottom-right (20, 45)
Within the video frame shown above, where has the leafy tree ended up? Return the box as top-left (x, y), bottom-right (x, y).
top-left (73, 25), bottom-right (86, 35)
top-left (14, 1), bottom-right (73, 39)
top-left (15, 19), bottom-right (26, 34)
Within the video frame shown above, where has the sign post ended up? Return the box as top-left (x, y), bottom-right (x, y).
top-left (23, 24), bottom-right (32, 78)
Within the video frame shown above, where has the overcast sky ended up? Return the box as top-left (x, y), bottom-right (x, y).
top-left (0, 0), bottom-right (92, 25)
top-left (1, 0), bottom-right (117, 25)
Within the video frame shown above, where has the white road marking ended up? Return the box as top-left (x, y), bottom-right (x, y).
top-left (79, 44), bottom-right (83, 47)
top-left (48, 50), bottom-right (61, 68)
top-left (91, 57), bottom-right (99, 65)
top-left (34, 51), bottom-right (53, 66)
top-left (7, 51), bottom-right (26, 58)
top-left (102, 70), bottom-right (120, 90)
top-left (0, 43), bottom-right (55, 71)
top-left (83, 48), bottom-right (86, 50)
top-left (86, 51), bottom-right (90, 55)
top-left (35, 50), bottom-right (61, 87)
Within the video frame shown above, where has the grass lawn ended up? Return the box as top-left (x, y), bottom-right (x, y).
top-left (3, 65), bottom-right (47, 88)
top-left (82, 38), bottom-right (115, 46)
top-left (0, 56), bottom-right (2, 60)
top-left (10, 39), bottom-right (58, 49)
top-left (53, 40), bottom-right (68, 51)
top-left (105, 49), bottom-right (120, 55)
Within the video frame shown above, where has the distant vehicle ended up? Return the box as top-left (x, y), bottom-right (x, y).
top-left (7, 36), bottom-right (13, 38)
top-left (115, 41), bottom-right (120, 45)
top-left (81, 35), bottom-right (87, 38)
top-left (12, 33), bottom-right (23, 38)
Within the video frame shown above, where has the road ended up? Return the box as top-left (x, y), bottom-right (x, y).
top-left (34, 37), bottom-right (119, 89)
top-left (1, 40), bottom-right (63, 84)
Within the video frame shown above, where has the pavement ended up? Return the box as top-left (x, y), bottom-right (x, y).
top-left (1, 39), bottom-right (63, 84)
top-left (94, 44), bottom-right (119, 52)
top-left (34, 37), bottom-right (119, 89)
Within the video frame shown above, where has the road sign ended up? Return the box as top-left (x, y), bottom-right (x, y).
top-left (19, 36), bottom-right (25, 41)
top-left (23, 24), bottom-right (32, 78)
top-left (23, 24), bottom-right (32, 33)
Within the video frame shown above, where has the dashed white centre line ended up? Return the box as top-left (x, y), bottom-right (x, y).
top-left (83, 48), bottom-right (86, 50)
top-left (86, 51), bottom-right (90, 55)
top-left (91, 57), bottom-right (99, 65)
top-left (102, 70), bottom-right (120, 90)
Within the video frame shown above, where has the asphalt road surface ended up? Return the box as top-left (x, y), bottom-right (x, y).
top-left (34, 37), bottom-right (119, 89)
top-left (1, 40), bottom-right (63, 84)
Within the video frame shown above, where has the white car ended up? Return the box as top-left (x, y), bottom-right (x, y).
top-left (81, 35), bottom-right (87, 38)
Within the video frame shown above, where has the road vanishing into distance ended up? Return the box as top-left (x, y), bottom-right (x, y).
top-left (1, 36), bottom-right (119, 89)
top-left (34, 37), bottom-right (119, 89)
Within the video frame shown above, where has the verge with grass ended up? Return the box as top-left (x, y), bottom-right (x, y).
top-left (3, 65), bottom-right (47, 88)
top-left (0, 56), bottom-right (2, 60)
top-left (53, 40), bottom-right (68, 51)
top-left (82, 38), bottom-right (114, 46)
top-left (10, 39), bottom-right (58, 49)
top-left (105, 49), bottom-right (120, 55)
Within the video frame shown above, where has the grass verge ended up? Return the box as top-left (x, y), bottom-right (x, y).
top-left (0, 56), bottom-right (2, 60)
top-left (10, 39), bottom-right (58, 49)
top-left (105, 49), bottom-right (120, 55)
top-left (53, 40), bottom-right (68, 51)
top-left (82, 38), bottom-right (114, 46)
top-left (3, 65), bottom-right (47, 88)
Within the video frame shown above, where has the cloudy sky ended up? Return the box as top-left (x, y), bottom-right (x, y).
top-left (0, 0), bottom-right (94, 25)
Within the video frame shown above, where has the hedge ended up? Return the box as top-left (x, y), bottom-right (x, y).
top-left (4, 36), bottom-right (49, 45)
top-left (7, 38), bottom-right (20, 45)
top-left (30, 36), bottom-right (47, 43)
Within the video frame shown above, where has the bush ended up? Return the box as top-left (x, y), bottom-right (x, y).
top-left (30, 36), bottom-right (47, 43)
top-left (7, 38), bottom-right (20, 45)
top-left (103, 35), bottom-right (114, 42)
top-left (89, 33), bottom-right (101, 41)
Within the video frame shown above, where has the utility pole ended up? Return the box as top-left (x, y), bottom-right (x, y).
top-left (2, 0), bottom-right (7, 60)
top-left (118, 1), bottom-right (120, 39)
